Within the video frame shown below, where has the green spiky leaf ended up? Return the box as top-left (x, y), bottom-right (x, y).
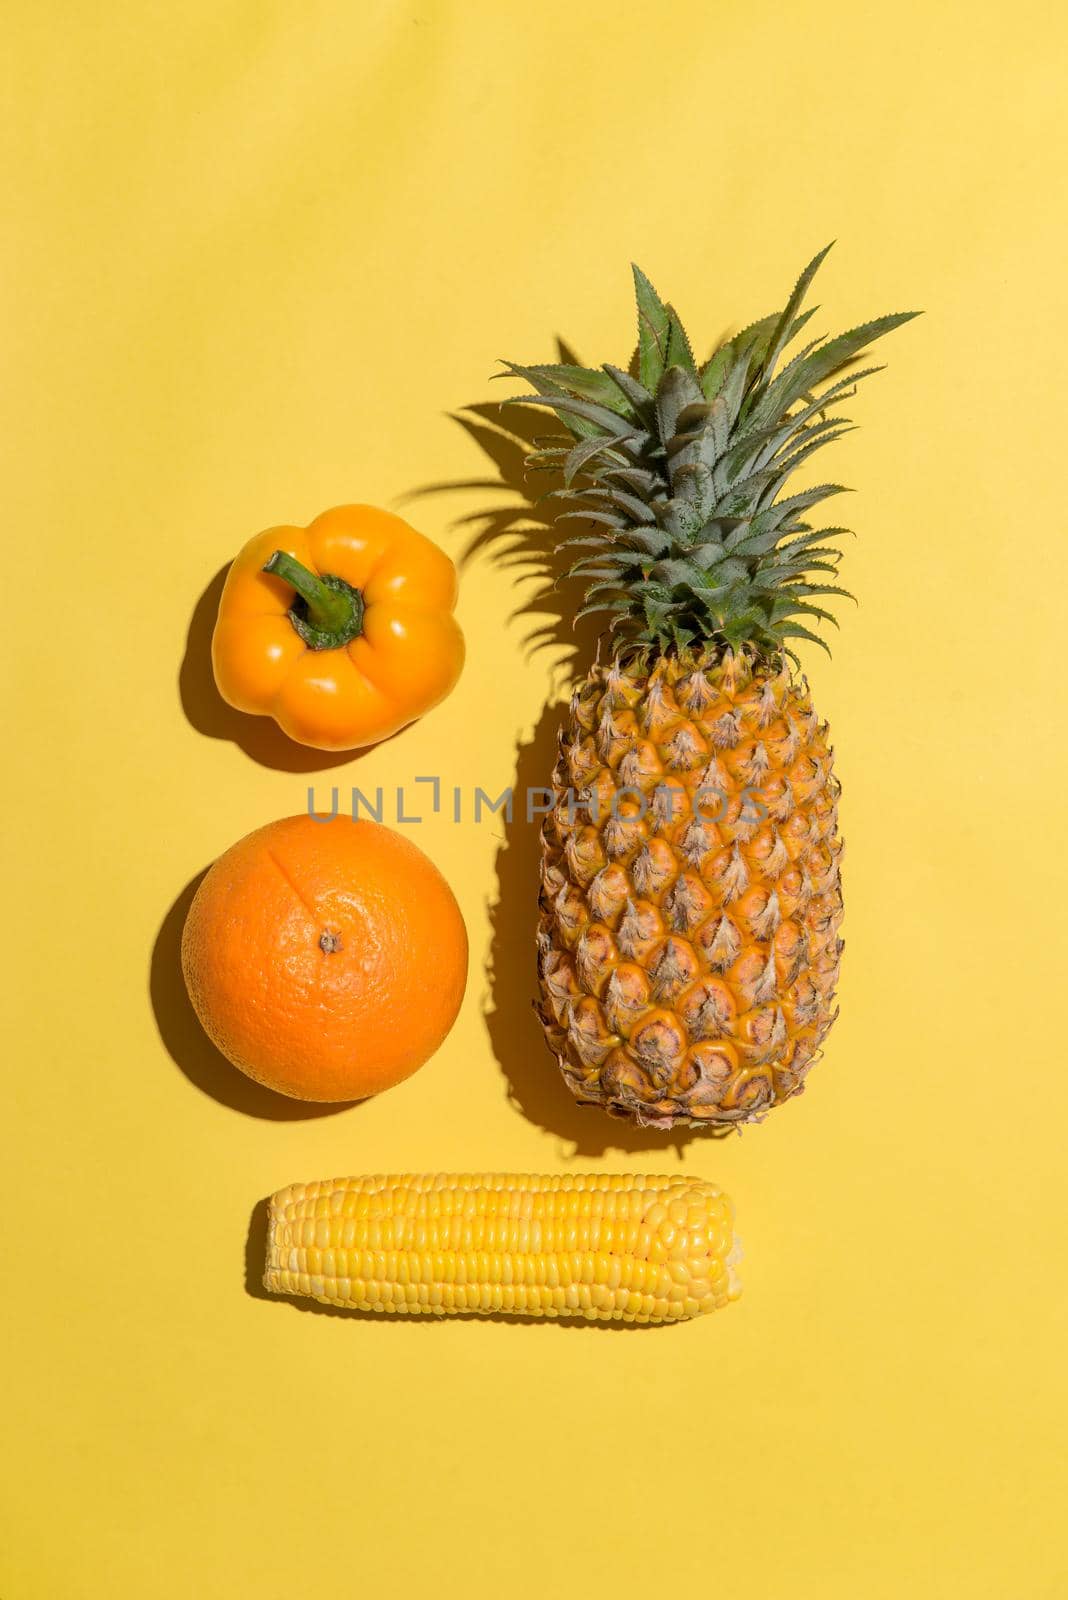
top-left (663, 309), bottom-right (699, 377)
top-left (633, 265), bottom-right (672, 391)
top-left (501, 362), bottom-right (633, 415)
top-left (502, 254), bottom-right (919, 664)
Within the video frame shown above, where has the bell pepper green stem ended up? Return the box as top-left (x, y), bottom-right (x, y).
top-left (263, 551), bottom-right (351, 632)
top-left (263, 550), bottom-right (365, 651)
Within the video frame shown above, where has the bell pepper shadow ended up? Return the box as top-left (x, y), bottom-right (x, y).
top-left (180, 565), bottom-right (393, 774)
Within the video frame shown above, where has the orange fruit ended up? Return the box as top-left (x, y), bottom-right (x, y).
top-left (181, 814), bottom-right (468, 1101)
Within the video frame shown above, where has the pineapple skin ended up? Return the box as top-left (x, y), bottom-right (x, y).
top-left (537, 649), bottom-right (843, 1129)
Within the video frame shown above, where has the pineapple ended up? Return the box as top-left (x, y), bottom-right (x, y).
top-left (505, 246), bottom-right (917, 1130)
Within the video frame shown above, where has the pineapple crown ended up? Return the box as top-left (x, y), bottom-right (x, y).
top-left (501, 245), bottom-right (919, 665)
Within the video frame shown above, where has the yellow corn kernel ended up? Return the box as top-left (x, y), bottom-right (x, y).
top-left (264, 1174), bottom-right (741, 1324)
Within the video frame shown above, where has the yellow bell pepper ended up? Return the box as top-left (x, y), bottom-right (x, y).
top-left (212, 504), bottom-right (464, 750)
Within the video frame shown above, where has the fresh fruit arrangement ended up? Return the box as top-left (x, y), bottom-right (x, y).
top-left (264, 1172), bottom-right (740, 1321)
top-left (178, 248), bottom-right (915, 1325)
top-left (181, 814), bottom-right (467, 1101)
top-left (212, 503), bottom-right (464, 751)
top-left (504, 249), bottom-right (917, 1129)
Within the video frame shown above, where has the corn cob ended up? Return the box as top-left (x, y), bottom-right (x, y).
top-left (264, 1172), bottom-right (741, 1322)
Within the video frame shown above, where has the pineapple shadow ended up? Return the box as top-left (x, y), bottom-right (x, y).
top-left (404, 375), bottom-right (726, 1157)
top-left (488, 700), bottom-right (700, 1157)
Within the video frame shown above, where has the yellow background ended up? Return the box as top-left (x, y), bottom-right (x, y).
top-left (4, 3), bottom-right (1066, 1596)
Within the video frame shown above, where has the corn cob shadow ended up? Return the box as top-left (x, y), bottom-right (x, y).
top-left (151, 872), bottom-right (359, 1120)
top-left (244, 1197), bottom-right (689, 1328)
top-left (404, 391), bottom-right (723, 1154)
